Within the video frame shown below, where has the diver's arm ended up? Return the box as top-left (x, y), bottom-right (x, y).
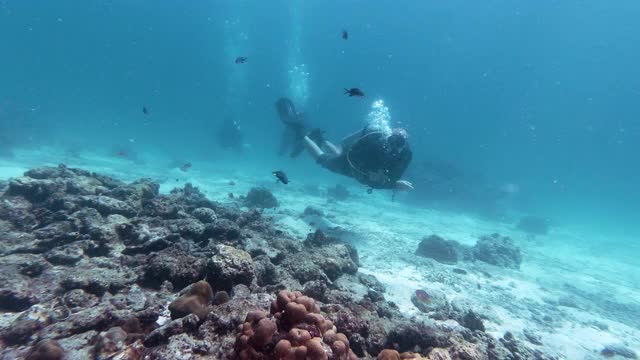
top-left (322, 141), bottom-right (341, 156)
top-left (303, 136), bottom-right (325, 160)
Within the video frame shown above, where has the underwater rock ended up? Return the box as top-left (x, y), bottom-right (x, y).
top-left (214, 290), bottom-right (231, 305)
top-left (141, 247), bottom-right (208, 289)
top-left (59, 258), bottom-right (135, 296)
top-left (7, 177), bottom-right (65, 203)
top-left (26, 339), bottom-right (66, 360)
top-left (203, 218), bottom-right (241, 242)
top-left (304, 229), bottom-right (341, 247)
top-left (0, 166), bottom-right (570, 359)
top-left (253, 255), bottom-right (279, 287)
top-left (282, 242), bottom-right (358, 284)
top-left (461, 310), bottom-right (485, 332)
top-left (79, 195), bottom-right (136, 217)
top-left (62, 289), bottom-right (100, 312)
top-left (523, 328), bottom-right (543, 345)
top-left (192, 207), bottom-right (217, 223)
top-left (94, 326), bottom-right (128, 358)
top-left (44, 244), bottom-right (84, 265)
top-left (303, 205), bottom-right (324, 217)
top-left (208, 245), bottom-right (255, 291)
top-left (472, 233), bottom-right (522, 269)
top-left (517, 215), bottom-right (550, 236)
top-left (410, 289), bottom-right (450, 315)
top-left (244, 187), bottom-right (279, 209)
top-left (415, 234), bottom-right (464, 264)
top-left (384, 322), bottom-right (450, 353)
top-left (169, 280), bottom-right (213, 321)
top-left (142, 197), bottom-right (181, 219)
top-left (499, 331), bottom-right (555, 360)
top-left (166, 218), bottom-right (205, 240)
top-left (601, 344), bottom-right (638, 359)
top-left (327, 184), bottom-right (350, 201)
top-left (144, 313), bottom-right (201, 347)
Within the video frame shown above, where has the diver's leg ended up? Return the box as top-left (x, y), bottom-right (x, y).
top-left (303, 136), bottom-right (325, 160)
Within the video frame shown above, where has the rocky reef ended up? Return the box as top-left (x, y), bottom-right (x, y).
top-left (416, 233), bottom-right (522, 270)
top-left (0, 165), bottom-right (552, 359)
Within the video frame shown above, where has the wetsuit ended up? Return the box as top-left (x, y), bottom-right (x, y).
top-left (318, 127), bottom-right (413, 189)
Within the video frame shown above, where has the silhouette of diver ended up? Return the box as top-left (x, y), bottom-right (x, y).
top-left (275, 97), bottom-right (311, 158)
top-left (303, 126), bottom-right (414, 191)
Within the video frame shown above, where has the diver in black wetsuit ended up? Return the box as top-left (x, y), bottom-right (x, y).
top-left (303, 126), bottom-right (414, 191)
top-left (275, 97), bottom-right (310, 158)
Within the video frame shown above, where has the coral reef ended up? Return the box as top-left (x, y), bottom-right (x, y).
top-left (415, 235), bottom-right (463, 264)
top-left (245, 187), bottom-right (279, 208)
top-left (169, 280), bottom-right (214, 320)
top-left (235, 290), bottom-right (358, 359)
top-left (472, 233), bottom-right (522, 269)
top-left (0, 166), bottom-right (550, 360)
top-left (416, 233), bottom-right (523, 270)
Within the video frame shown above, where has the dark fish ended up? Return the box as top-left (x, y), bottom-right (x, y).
top-left (142, 106), bottom-right (149, 115)
top-left (367, 188), bottom-right (373, 194)
top-left (273, 170), bottom-right (289, 184)
top-left (115, 150), bottom-right (127, 158)
top-left (235, 56), bottom-right (248, 64)
top-left (342, 29), bottom-right (348, 40)
top-left (344, 88), bottom-right (365, 97)
top-left (180, 162), bottom-right (192, 172)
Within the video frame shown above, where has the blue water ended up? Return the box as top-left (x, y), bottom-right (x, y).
top-left (1, 1), bottom-right (639, 249)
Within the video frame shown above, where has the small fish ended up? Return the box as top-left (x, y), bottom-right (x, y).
top-left (115, 150), bottom-right (127, 158)
top-left (235, 56), bottom-right (248, 64)
top-left (180, 162), bottom-right (192, 172)
top-left (344, 88), bottom-right (365, 97)
top-left (228, 192), bottom-right (234, 199)
top-left (175, 178), bottom-right (180, 182)
top-left (367, 188), bottom-right (373, 194)
top-left (142, 106), bottom-right (149, 115)
top-left (342, 29), bottom-right (348, 40)
top-left (273, 170), bottom-right (289, 184)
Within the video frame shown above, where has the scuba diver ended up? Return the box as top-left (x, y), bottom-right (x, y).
top-left (275, 97), bottom-right (309, 158)
top-left (217, 116), bottom-right (244, 152)
top-left (303, 126), bottom-right (414, 191)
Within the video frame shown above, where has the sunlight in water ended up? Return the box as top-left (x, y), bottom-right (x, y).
top-left (287, 63), bottom-right (310, 108)
top-left (287, 4), bottom-right (310, 107)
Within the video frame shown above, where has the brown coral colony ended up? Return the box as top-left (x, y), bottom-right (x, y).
top-left (236, 290), bottom-right (357, 360)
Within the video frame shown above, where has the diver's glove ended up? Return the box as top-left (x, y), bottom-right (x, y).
top-left (308, 128), bottom-right (326, 144)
